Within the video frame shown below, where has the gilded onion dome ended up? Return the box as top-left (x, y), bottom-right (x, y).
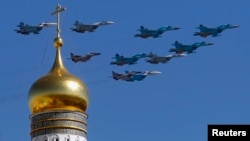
top-left (28, 37), bottom-right (89, 114)
top-left (28, 5), bottom-right (89, 114)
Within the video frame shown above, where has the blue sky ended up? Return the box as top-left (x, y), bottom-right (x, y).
top-left (0, 0), bottom-right (249, 141)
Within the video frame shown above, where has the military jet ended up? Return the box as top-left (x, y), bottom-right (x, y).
top-left (110, 53), bottom-right (148, 66)
top-left (134, 25), bottom-right (180, 39)
top-left (112, 70), bottom-right (161, 82)
top-left (70, 20), bottom-right (115, 33)
top-left (145, 52), bottom-right (187, 64)
top-left (194, 24), bottom-right (239, 38)
top-left (169, 41), bottom-right (214, 54)
top-left (15, 22), bottom-right (57, 35)
top-left (68, 52), bottom-right (101, 63)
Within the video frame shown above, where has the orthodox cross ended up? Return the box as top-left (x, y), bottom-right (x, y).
top-left (51, 4), bottom-right (66, 38)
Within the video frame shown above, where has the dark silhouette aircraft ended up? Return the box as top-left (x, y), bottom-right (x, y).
top-left (68, 52), bottom-right (101, 63)
top-left (70, 20), bottom-right (114, 33)
top-left (134, 25), bottom-right (180, 39)
top-left (194, 24), bottom-right (239, 38)
top-left (145, 52), bottom-right (187, 64)
top-left (15, 22), bottom-right (56, 35)
top-left (110, 53), bottom-right (148, 66)
top-left (169, 41), bottom-right (214, 54)
top-left (112, 70), bottom-right (161, 82)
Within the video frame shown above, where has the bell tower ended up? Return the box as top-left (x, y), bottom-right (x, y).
top-left (28, 4), bottom-right (89, 141)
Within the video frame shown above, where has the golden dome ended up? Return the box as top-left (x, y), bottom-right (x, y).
top-left (28, 38), bottom-right (89, 114)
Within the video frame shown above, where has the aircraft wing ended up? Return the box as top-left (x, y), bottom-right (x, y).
top-left (78, 58), bottom-right (89, 62)
top-left (21, 32), bottom-right (30, 35)
top-left (211, 32), bottom-right (220, 37)
top-left (33, 31), bottom-right (40, 34)
top-left (80, 25), bottom-right (97, 32)
top-left (145, 58), bottom-right (159, 64)
top-left (15, 29), bottom-right (30, 35)
top-left (153, 34), bottom-right (161, 38)
top-left (200, 27), bottom-right (219, 34)
top-left (70, 27), bottom-right (86, 33)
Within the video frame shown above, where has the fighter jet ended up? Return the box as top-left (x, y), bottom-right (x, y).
top-left (15, 22), bottom-right (57, 35)
top-left (134, 25), bottom-right (180, 39)
top-left (112, 70), bottom-right (161, 82)
top-left (194, 24), bottom-right (239, 38)
top-left (70, 20), bottom-right (115, 33)
top-left (110, 53), bottom-right (148, 66)
top-left (169, 41), bottom-right (214, 54)
top-left (68, 52), bottom-right (101, 63)
top-left (145, 52), bottom-right (187, 64)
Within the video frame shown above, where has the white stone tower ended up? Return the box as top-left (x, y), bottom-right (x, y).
top-left (28, 4), bottom-right (89, 141)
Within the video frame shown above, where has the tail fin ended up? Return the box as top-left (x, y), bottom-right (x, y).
top-left (17, 22), bottom-right (25, 27)
top-left (125, 70), bottom-right (130, 74)
top-left (74, 20), bottom-right (80, 26)
top-left (115, 53), bottom-right (120, 57)
top-left (173, 41), bottom-right (182, 46)
top-left (196, 24), bottom-right (207, 30)
top-left (199, 24), bottom-right (205, 28)
top-left (148, 52), bottom-right (154, 57)
top-left (140, 26), bottom-right (145, 29)
top-left (112, 71), bottom-right (117, 76)
top-left (138, 26), bottom-right (148, 31)
top-left (70, 53), bottom-right (78, 63)
top-left (112, 71), bottom-right (119, 80)
top-left (114, 53), bottom-right (123, 58)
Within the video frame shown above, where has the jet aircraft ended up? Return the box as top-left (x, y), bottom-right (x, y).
top-left (145, 52), bottom-right (187, 64)
top-left (68, 52), bottom-right (101, 63)
top-left (134, 25), bottom-right (180, 39)
top-left (169, 41), bottom-right (214, 54)
top-left (110, 53), bottom-right (148, 66)
top-left (15, 22), bottom-right (57, 35)
top-left (193, 24), bottom-right (239, 38)
top-left (112, 70), bottom-right (161, 82)
top-left (70, 20), bottom-right (115, 33)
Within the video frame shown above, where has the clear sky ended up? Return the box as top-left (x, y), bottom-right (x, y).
top-left (0, 0), bottom-right (249, 141)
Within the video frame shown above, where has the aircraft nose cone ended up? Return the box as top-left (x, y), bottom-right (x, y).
top-left (40, 22), bottom-right (57, 27)
top-left (177, 53), bottom-right (187, 57)
top-left (233, 25), bottom-right (240, 28)
top-left (207, 43), bottom-right (214, 45)
top-left (148, 71), bottom-right (162, 75)
top-left (106, 21), bottom-right (115, 25)
top-left (94, 53), bottom-right (101, 56)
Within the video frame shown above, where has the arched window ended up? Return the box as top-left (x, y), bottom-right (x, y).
top-left (53, 135), bottom-right (59, 141)
top-left (44, 136), bottom-right (49, 141)
top-left (75, 136), bottom-right (79, 141)
top-left (65, 135), bottom-right (70, 141)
